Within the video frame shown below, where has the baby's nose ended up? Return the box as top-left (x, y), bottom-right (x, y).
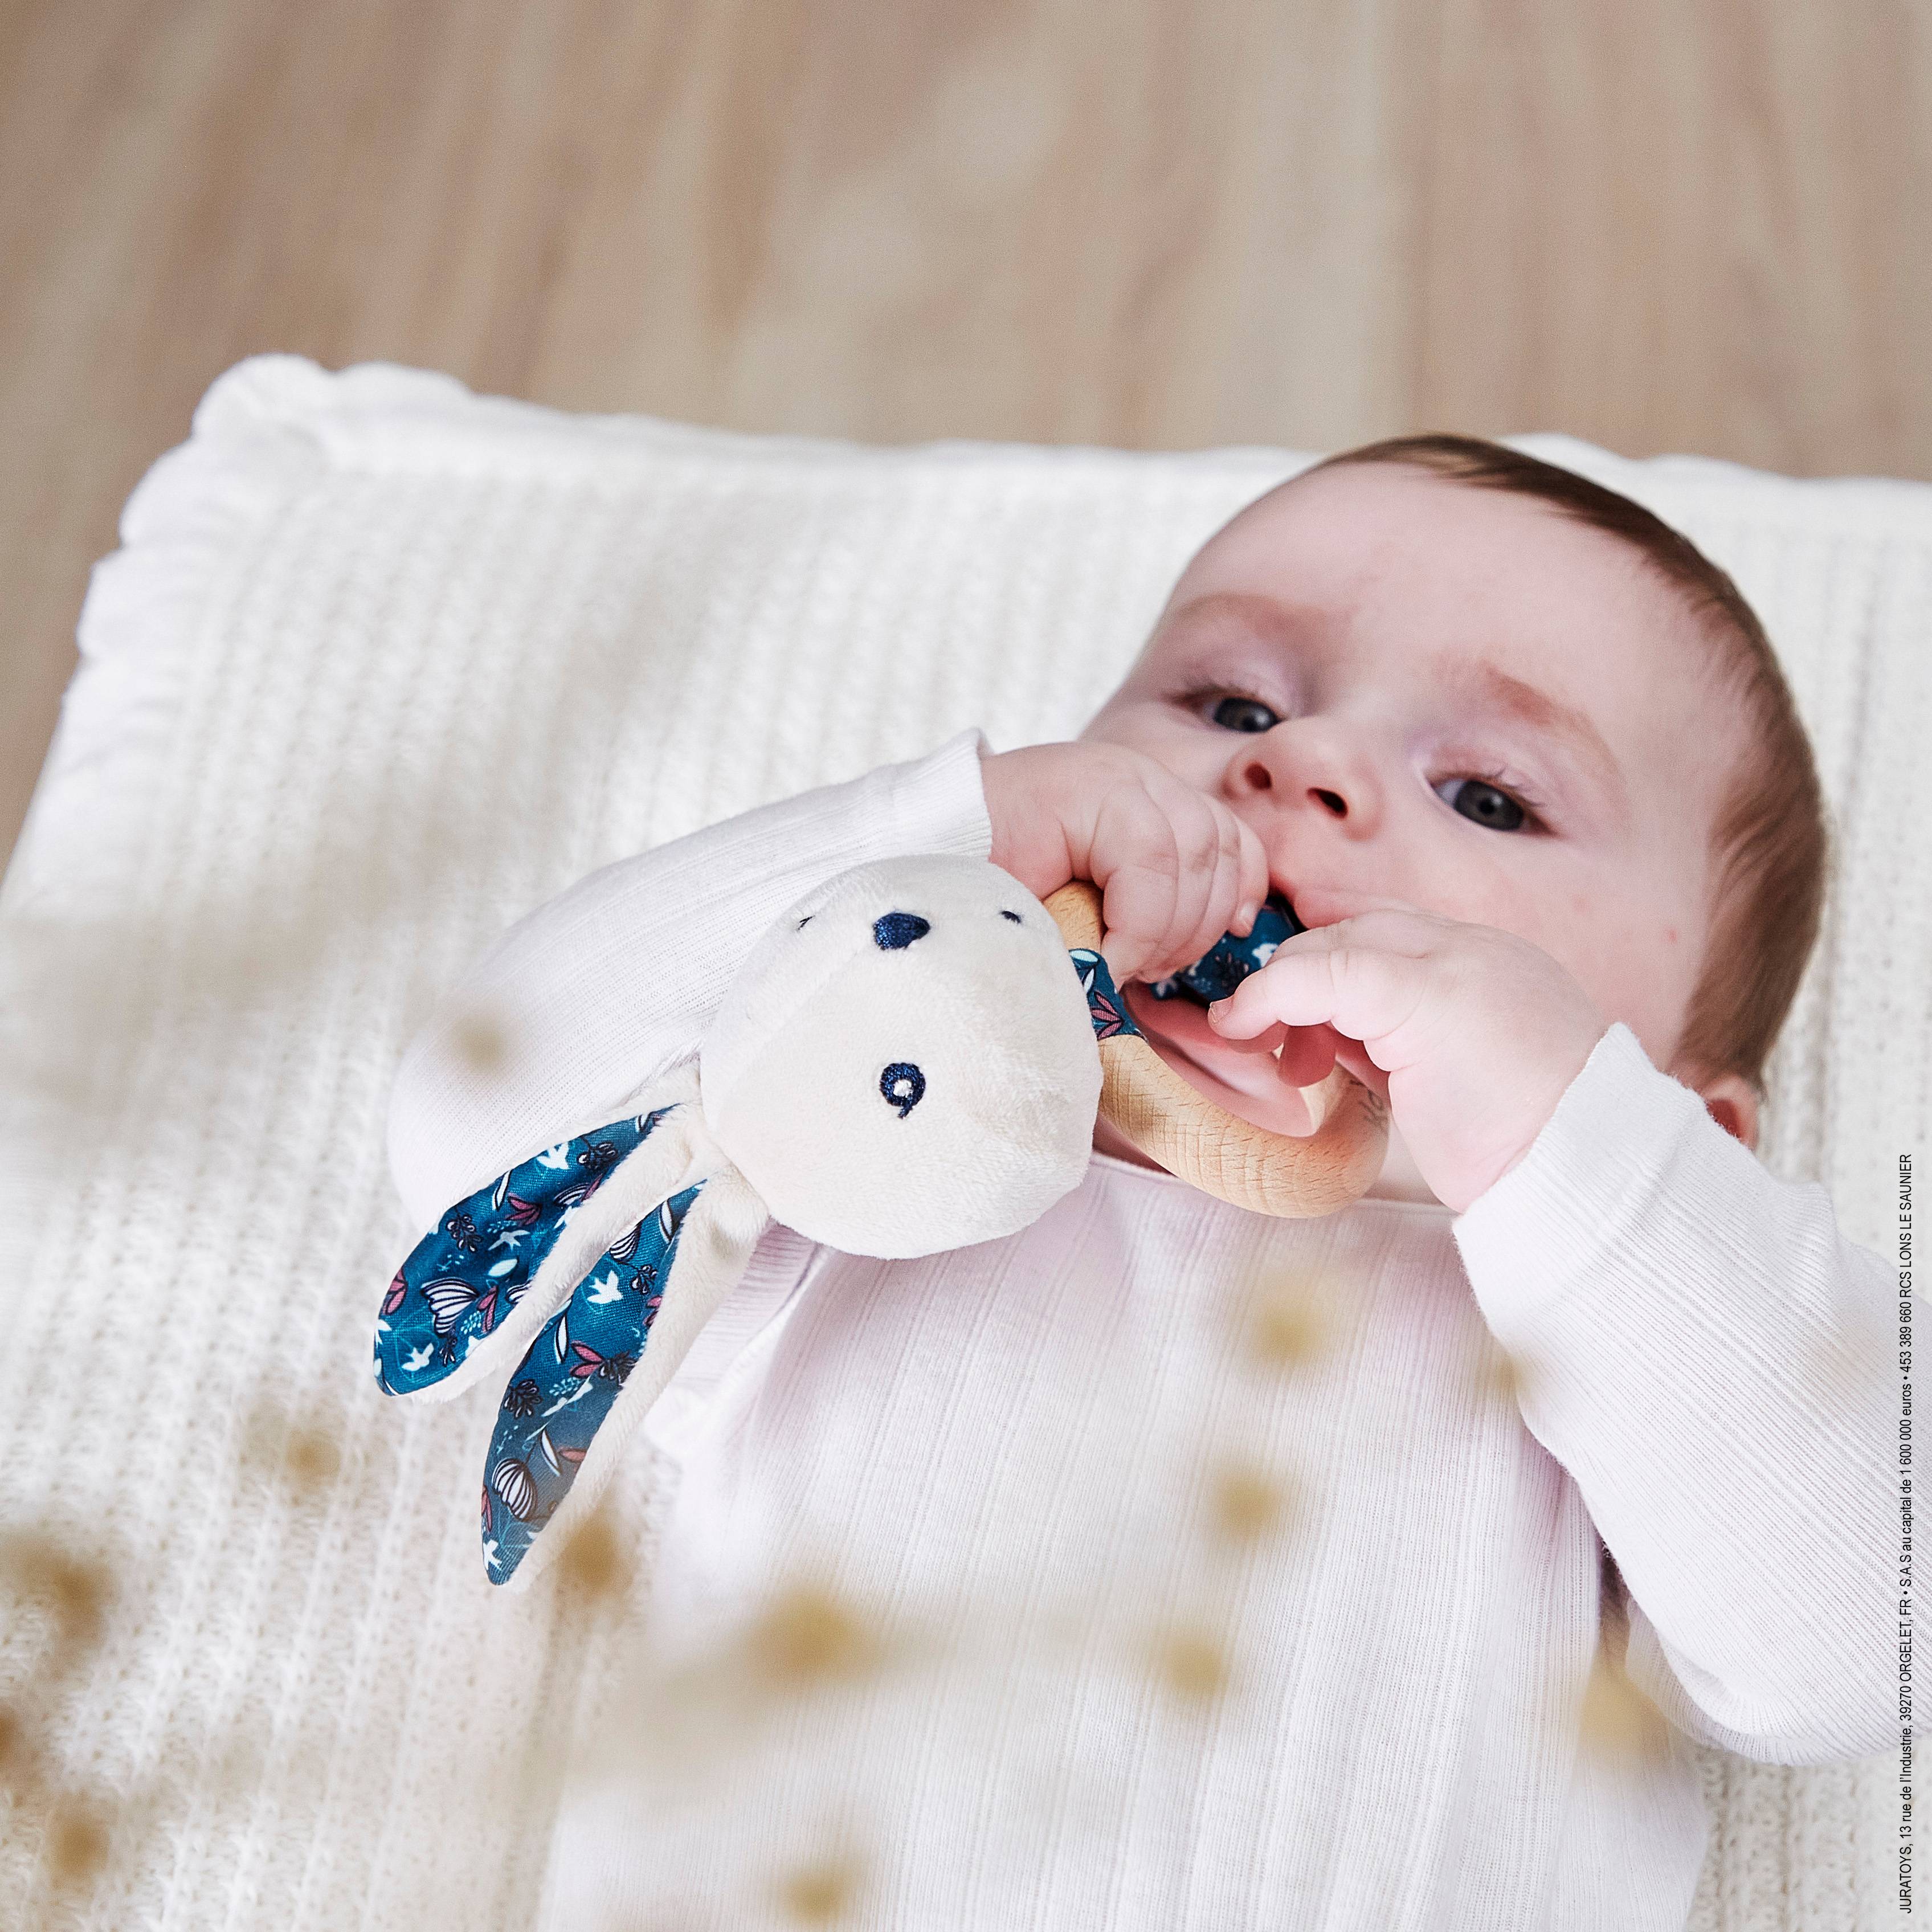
top-left (873, 911), bottom-right (931, 950)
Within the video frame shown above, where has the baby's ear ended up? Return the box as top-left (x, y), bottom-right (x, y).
top-left (1690, 1071), bottom-right (1759, 1150)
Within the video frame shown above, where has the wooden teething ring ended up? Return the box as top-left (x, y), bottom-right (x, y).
top-left (1044, 880), bottom-right (1389, 1218)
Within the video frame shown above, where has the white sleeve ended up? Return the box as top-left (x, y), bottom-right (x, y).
top-left (1452, 1021), bottom-right (1895, 1766)
top-left (386, 727), bottom-right (995, 1232)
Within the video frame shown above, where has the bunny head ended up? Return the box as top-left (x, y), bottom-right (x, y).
top-left (700, 853), bottom-right (1102, 1258)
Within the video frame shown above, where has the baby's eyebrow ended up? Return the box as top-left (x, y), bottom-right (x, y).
top-left (1157, 589), bottom-right (1301, 651)
top-left (1434, 652), bottom-right (1627, 804)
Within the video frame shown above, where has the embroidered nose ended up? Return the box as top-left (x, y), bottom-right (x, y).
top-left (880, 1061), bottom-right (925, 1117)
top-left (873, 912), bottom-right (930, 950)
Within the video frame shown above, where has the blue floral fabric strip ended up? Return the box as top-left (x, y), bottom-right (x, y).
top-left (1145, 892), bottom-right (1304, 1006)
top-left (481, 1182), bottom-right (705, 1583)
top-left (1068, 949), bottom-right (1143, 1040)
top-left (373, 1108), bottom-right (678, 1397)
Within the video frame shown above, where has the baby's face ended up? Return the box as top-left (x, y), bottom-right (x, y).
top-left (1081, 461), bottom-right (1745, 1120)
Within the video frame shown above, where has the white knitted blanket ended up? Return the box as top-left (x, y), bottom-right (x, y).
top-left (0, 355), bottom-right (1922, 1930)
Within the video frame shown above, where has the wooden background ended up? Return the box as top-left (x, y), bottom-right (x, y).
top-left (3, 0), bottom-right (1929, 869)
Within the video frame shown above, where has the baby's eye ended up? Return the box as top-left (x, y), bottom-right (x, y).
top-left (1435, 777), bottom-right (1530, 832)
top-left (1208, 694), bottom-right (1280, 733)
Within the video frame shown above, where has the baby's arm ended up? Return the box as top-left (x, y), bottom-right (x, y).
top-left (388, 730), bottom-right (1270, 1231)
top-left (387, 729), bottom-right (994, 1230)
top-left (1453, 1023), bottom-right (1893, 1765)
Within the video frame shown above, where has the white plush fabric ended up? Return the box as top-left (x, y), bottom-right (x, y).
top-left (0, 353), bottom-right (1922, 1927)
top-left (700, 852), bottom-right (1100, 1257)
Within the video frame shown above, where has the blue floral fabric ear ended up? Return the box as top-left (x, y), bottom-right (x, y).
top-left (480, 1181), bottom-right (704, 1583)
top-left (374, 1108), bottom-right (677, 1398)
top-left (1069, 948), bottom-right (1143, 1041)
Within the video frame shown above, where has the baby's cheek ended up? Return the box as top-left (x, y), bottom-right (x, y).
top-left (1546, 913), bottom-right (1672, 1040)
top-left (1422, 865), bottom-right (1537, 943)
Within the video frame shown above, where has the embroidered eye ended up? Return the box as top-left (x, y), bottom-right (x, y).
top-left (1000, 910), bottom-right (1022, 924)
top-left (880, 1061), bottom-right (925, 1117)
top-left (873, 912), bottom-right (930, 950)
top-left (796, 914), bottom-right (814, 930)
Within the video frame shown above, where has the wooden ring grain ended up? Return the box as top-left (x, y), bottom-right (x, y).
top-left (1045, 880), bottom-right (1388, 1218)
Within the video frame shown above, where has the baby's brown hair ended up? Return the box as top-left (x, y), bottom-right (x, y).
top-left (1312, 434), bottom-right (1827, 1102)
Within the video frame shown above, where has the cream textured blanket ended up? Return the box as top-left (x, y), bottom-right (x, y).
top-left (0, 356), bottom-right (1922, 1929)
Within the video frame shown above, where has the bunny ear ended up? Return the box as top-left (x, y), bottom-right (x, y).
top-left (373, 1062), bottom-right (704, 1404)
top-left (1068, 947), bottom-right (1145, 1042)
top-left (480, 1161), bottom-right (771, 1591)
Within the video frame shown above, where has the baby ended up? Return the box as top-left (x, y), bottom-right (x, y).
top-left (985, 438), bottom-right (1796, 1208)
top-left (386, 437), bottom-right (1891, 1931)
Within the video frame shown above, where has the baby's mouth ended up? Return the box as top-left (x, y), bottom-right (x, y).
top-left (1121, 981), bottom-right (1323, 1139)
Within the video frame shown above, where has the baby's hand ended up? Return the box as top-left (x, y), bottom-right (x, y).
top-left (1205, 899), bottom-right (1611, 1213)
top-left (979, 742), bottom-right (1271, 984)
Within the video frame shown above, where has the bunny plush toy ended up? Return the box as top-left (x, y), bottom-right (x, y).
top-left (373, 853), bottom-right (1386, 1589)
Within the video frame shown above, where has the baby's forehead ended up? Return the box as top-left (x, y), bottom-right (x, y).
top-left (1182, 461), bottom-right (1664, 596)
top-left (1164, 465), bottom-right (1726, 692)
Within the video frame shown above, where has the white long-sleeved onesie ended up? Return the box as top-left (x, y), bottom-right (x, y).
top-left (387, 728), bottom-right (1894, 1932)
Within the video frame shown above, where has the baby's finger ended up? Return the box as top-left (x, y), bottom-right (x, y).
top-left (1277, 1022), bottom-right (1341, 1089)
top-left (1138, 787), bottom-right (1242, 979)
top-left (1091, 776), bottom-right (1226, 980)
top-left (1143, 782), bottom-right (1222, 978)
top-left (1233, 813), bottom-right (1271, 937)
top-left (1084, 782), bottom-right (1187, 979)
top-left (1178, 799), bottom-right (1262, 972)
top-left (1207, 933), bottom-right (1433, 1054)
top-left (1098, 859), bottom-right (1187, 983)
